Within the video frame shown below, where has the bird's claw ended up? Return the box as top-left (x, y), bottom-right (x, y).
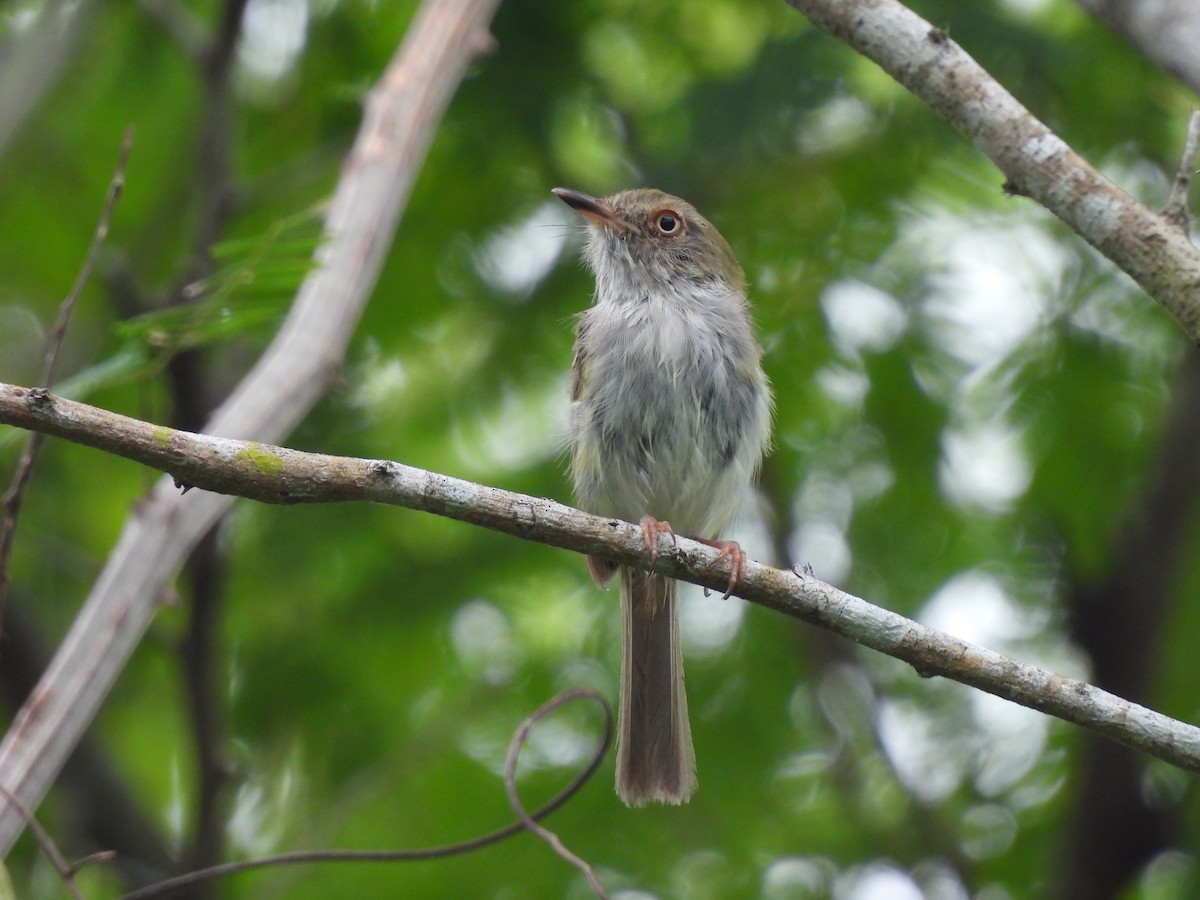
top-left (639, 515), bottom-right (676, 566)
top-left (698, 538), bottom-right (746, 600)
top-left (639, 519), bottom-right (747, 598)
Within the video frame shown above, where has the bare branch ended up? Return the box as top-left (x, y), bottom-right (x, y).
top-left (0, 0), bottom-right (502, 854)
top-left (1163, 110), bottom-right (1200, 229)
top-left (784, 0), bottom-right (1200, 342)
top-left (0, 127), bottom-right (134, 635)
top-left (505, 690), bottom-right (610, 899)
top-left (0, 784), bottom-right (88, 900)
top-left (45, 128), bottom-right (135, 389)
top-left (112, 691), bottom-right (612, 900)
top-left (3, 383), bottom-right (1200, 780)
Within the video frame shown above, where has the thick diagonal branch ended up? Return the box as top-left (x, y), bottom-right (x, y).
top-left (785, 0), bottom-right (1200, 341)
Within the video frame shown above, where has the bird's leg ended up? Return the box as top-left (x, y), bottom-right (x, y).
top-left (694, 538), bottom-right (746, 600)
top-left (639, 515), bottom-right (677, 566)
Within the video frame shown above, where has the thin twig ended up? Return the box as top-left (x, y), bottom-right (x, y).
top-left (0, 785), bottom-right (89, 900)
top-left (0, 126), bottom-right (134, 635)
top-left (43, 128), bottom-right (135, 389)
top-left (114, 690), bottom-right (613, 900)
top-left (1163, 109), bottom-right (1200, 229)
top-left (66, 849), bottom-right (118, 878)
top-left (505, 689), bottom-right (611, 899)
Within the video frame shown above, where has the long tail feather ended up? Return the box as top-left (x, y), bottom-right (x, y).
top-left (617, 568), bottom-right (696, 805)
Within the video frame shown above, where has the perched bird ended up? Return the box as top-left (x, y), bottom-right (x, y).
top-left (553, 187), bottom-right (773, 806)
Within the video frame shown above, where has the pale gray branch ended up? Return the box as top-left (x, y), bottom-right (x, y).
top-left (3, 382), bottom-right (1200, 778)
top-left (0, 0), bottom-right (502, 854)
top-left (785, 0), bottom-right (1200, 342)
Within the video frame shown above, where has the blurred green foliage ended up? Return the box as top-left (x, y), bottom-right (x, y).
top-left (0, 0), bottom-right (1197, 897)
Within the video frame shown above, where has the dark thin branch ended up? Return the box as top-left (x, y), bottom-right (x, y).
top-left (114, 690), bottom-right (613, 900)
top-left (0, 127), bottom-right (134, 636)
top-left (164, 3), bottom-right (251, 889)
top-left (177, 530), bottom-right (230, 896)
top-left (1058, 349), bottom-right (1200, 897)
top-left (0, 785), bottom-right (88, 900)
top-left (188, 0), bottom-right (247, 268)
top-left (3, 383), bottom-right (1200, 778)
top-left (505, 689), bottom-right (610, 899)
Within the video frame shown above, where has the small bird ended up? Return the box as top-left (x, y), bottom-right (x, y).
top-left (553, 187), bottom-right (772, 806)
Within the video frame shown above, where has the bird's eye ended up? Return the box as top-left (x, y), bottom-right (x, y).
top-left (654, 211), bottom-right (681, 235)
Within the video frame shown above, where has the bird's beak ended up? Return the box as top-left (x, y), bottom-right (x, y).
top-left (552, 187), bottom-right (629, 231)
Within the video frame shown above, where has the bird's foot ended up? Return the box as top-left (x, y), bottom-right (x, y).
top-left (639, 515), bottom-right (677, 566)
top-left (696, 538), bottom-right (746, 600)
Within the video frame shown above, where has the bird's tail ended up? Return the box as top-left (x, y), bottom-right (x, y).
top-left (616, 568), bottom-right (696, 805)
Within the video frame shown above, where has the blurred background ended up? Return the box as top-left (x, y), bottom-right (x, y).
top-left (0, 0), bottom-right (1197, 897)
